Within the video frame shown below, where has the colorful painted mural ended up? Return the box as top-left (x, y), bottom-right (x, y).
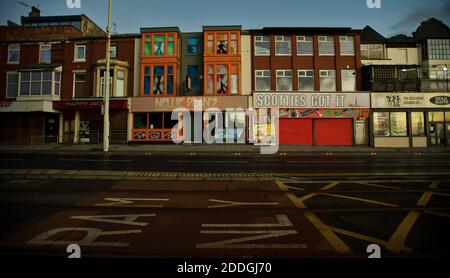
top-left (279, 108), bottom-right (370, 119)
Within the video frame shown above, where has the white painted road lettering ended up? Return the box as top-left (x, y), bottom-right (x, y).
top-left (208, 199), bottom-right (279, 209)
top-left (70, 214), bottom-right (155, 226)
top-left (94, 198), bottom-right (169, 208)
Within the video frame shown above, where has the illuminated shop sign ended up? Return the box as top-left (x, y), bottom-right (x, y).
top-left (372, 93), bottom-right (450, 108)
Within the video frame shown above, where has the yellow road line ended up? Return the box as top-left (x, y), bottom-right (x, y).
top-left (330, 226), bottom-right (413, 253)
top-left (321, 193), bottom-right (399, 208)
top-left (386, 211), bottom-right (421, 253)
top-left (356, 181), bottom-right (400, 190)
top-left (417, 181), bottom-right (439, 207)
top-left (424, 210), bottom-right (450, 219)
top-left (304, 213), bottom-right (352, 254)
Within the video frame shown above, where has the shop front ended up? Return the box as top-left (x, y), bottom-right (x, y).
top-left (252, 92), bottom-right (371, 146)
top-left (371, 93), bottom-right (450, 148)
top-left (130, 96), bottom-right (248, 143)
top-left (53, 99), bottom-right (128, 144)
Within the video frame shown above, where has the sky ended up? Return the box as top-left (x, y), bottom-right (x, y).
top-left (0, 0), bottom-right (449, 37)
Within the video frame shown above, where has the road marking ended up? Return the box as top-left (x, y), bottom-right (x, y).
top-left (197, 214), bottom-right (306, 249)
top-left (285, 160), bottom-right (365, 164)
top-left (320, 193), bottom-right (399, 208)
top-left (202, 214), bottom-right (292, 228)
top-left (330, 226), bottom-right (412, 253)
top-left (168, 160), bottom-right (248, 164)
top-left (207, 199), bottom-right (279, 209)
top-left (59, 159), bottom-right (132, 162)
top-left (94, 198), bottom-right (169, 208)
top-left (70, 214), bottom-right (156, 227)
top-left (276, 181), bottom-right (351, 254)
top-left (304, 212), bottom-right (352, 254)
top-left (386, 181), bottom-right (439, 253)
top-left (424, 210), bottom-right (450, 219)
top-left (355, 181), bottom-right (400, 190)
top-left (28, 227), bottom-right (141, 247)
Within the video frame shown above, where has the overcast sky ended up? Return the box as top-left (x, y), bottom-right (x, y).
top-left (0, 0), bottom-right (449, 37)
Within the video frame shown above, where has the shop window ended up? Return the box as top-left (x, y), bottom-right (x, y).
top-left (164, 112), bottom-right (178, 130)
top-left (149, 113), bottom-right (163, 129)
top-left (373, 112), bottom-right (390, 136)
top-left (390, 112), bottom-right (407, 136)
top-left (133, 113), bottom-right (147, 129)
top-left (143, 65), bottom-right (176, 96)
top-left (7, 44), bottom-right (20, 64)
top-left (255, 36), bottom-right (270, 56)
top-left (39, 44), bottom-right (52, 64)
top-left (216, 65), bottom-right (228, 94)
top-left (73, 73), bottom-right (86, 98)
top-left (374, 112), bottom-right (407, 137)
top-left (275, 36), bottom-right (291, 56)
top-left (429, 111), bottom-right (445, 122)
top-left (340, 36), bottom-right (355, 56)
top-left (297, 36), bottom-right (313, 55)
top-left (255, 70), bottom-right (271, 91)
top-left (19, 71), bottom-right (58, 96)
top-left (276, 70), bottom-right (292, 91)
top-left (298, 70), bottom-right (314, 91)
top-left (187, 37), bottom-right (200, 54)
top-left (319, 70), bottom-right (336, 91)
top-left (187, 65), bottom-right (200, 91)
top-left (446, 112), bottom-right (450, 122)
top-left (318, 36), bottom-right (335, 56)
top-left (411, 112), bottom-right (425, 136)
top-left (341, 70), bottom-right (356, 91)
top-left (6, 73), bottom-right (19, 98)
top-left (74, 44), bottom-right (86, 61)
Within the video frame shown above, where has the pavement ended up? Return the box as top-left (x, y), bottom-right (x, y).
top-left (0, 143), bottom-right (449, 156)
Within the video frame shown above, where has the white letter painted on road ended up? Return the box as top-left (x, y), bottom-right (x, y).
top-left (70, 214), bottom-right (156, 226)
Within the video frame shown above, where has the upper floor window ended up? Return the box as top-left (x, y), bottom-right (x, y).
top-left (318, 36), bottom-right (335, 56)
top-left (255, 70), bottom-right (271, 91)
top-left (206, 32), bottom-right (239, 55)
top-left (19, 71), bottom-right (60, 96)
top-left (186, 65), bottom-right (200, 91)
top-left (73, 72), bottom-right (87, 98)
top-left (319, 70), bottom-right (336, 91)
top-left (426, 39), bottom-right (450, 60)
top-left (361, 44), bottom-right (384, 59)
top-left (298, 70), bottom-right (315, 91)
top-left (340, 36), bottom-right (355, 55)
top-left (6, 72), bottom-right (19, 98)
top-left (7, 44), bottom-right (20, 64)
top-left (39, 44), bottom-right (52, 64)
top-left (143, 33), bottom-right (176, 57)
top-left (275, 36), bottom-right (292, 56)
top-left (206, 63), bottom-right (239, 95)
top-left (276, 70), bottom-right (292, 91)
top-left (187, 38), bottom-right (200, 54)
top-left (341, 70), bottom-right (356, 91)
top-left (297, 36), bottom-right (313, 55)
top-left (110, 45), bottom-right (118, 59)
top-left (254, 36), bottom-right (270, 56)
top-left (143, 65), bottom-right (175, 96)
top-left (74, 44), bottom-right (86, 62)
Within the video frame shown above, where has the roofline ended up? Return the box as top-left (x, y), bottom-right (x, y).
top-left (140, 27), bottom-right (181, 34)
top-left (202, 25), bottom-right (242, 31)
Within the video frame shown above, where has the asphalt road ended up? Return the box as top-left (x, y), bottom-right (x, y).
top-left (0, 175), bottom-right (449, 259)
top-left (1, 152), bottom-right (450, 174)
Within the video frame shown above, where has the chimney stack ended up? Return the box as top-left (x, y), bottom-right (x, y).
top-left (29, 6), bottom-right (41, 17)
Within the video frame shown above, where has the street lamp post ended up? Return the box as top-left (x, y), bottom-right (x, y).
top-left (103, 0), bottom-right (112, 152)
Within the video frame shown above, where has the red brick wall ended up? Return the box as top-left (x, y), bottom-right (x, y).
top-left (252, 32), bottom-right (363, 92)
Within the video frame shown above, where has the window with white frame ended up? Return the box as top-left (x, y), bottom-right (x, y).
top-left (318, 36), bottom-right (335, 55)
top-left (19, 71), bottom-right (58, 96)
top-left (340, 36), bottom-right (355, 55)
top-left (6, 73), bottom-right (19, 98)
top-left (319, 70), bottom-right (336, 91)
top-left (110, 45), bottom-right (118, 59)
top-left (298, 70), bottom-right (314, 91)
top-left (297, 36), bottom-right (313, 55)
top-left (254, 36), bottom-right (270, 56)
top-left (341, 70), bottom-right (356, 91)
top-left (276, 70), bottom-right (292, 91)
top-left (39, 44), bottom-right (52, 64)
top-left (74, 44), bottom-right (86, 61)
top-left (275, 36), bottom-right (291, 55)
top-left (8, 44), bottom-right (20, 64)
top-left (255, 70), bottom-right (271, 91)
